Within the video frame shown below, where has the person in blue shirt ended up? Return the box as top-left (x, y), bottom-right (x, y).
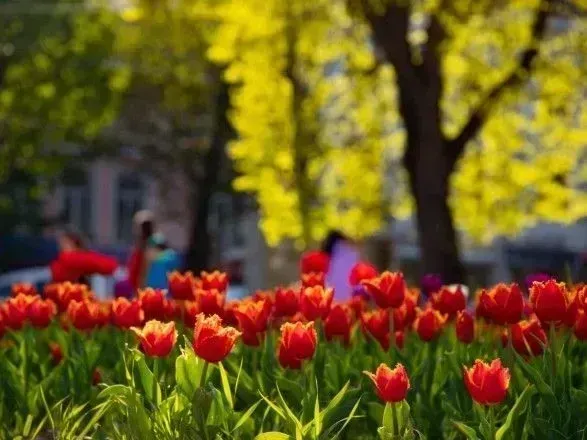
top-left (145, 232), bottom-right (181, 290)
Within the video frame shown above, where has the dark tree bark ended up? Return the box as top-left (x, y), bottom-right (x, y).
top-left (363, 2), bottom-right (550, 283)
top-left (184, 79), bottom-right (231, 272)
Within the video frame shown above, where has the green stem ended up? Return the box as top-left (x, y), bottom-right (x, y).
top-left (549, 323), bottom-right (557, 389)
top-left (425, 341), bottom-right (437, 403)
top-left (391, 402), bottom-right (399, 437)
top-left (152, 357), bottom-right (159, 405)
top-left (389, 308), bottom-right (395, 356)
top-left (200, 361), bottom-right (209, 389)
top-left (22, 326), bottom-right (29, 399)
top-left (487, 405), bottom-right (496, 440)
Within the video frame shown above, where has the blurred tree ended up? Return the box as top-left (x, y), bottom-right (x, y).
top-left (0, 0), bottom-right (234, 271)
top-left (209, 0), bottom-right (587, 282)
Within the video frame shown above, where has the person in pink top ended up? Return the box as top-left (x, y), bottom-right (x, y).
top-left (322, 231), bottom-right (360, 302)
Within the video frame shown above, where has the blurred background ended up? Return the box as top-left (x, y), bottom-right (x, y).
top-left (0, 0), bottom-right (586, 296)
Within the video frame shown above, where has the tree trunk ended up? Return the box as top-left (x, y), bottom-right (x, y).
top-left (184, 80), bottom-right (231, 272)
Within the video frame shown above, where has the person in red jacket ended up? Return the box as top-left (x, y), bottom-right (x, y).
top-left (50, 227), bottom-right (118, 284)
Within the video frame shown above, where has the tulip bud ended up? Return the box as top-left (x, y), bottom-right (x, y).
top-left (324, 304), bottom-right (353, 345)
top-left (193, 314), bottom-right (241, 363)
top-left (510, 317), bottom-right (547, 357)
top-left (414, 308), bottom-right (447, 342)
top-left (300, 286), bottom-right (333, 321)
top-left (132, 320), bottom-right (177, 358)
top-left (456, 310), bottom-right (474, 344)
top-left (278, 321), bottom-right (317, 369)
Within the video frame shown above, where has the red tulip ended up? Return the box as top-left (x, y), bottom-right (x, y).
top-left (252, 290), bottom-right (274, 308)
top-left (364, 363), bottom-right (410, 403)
top-left (112, 298), bottom-right (144, 329)
top-left (193, 314), bottom-right (241, 363)
top-left (395, 331), bottom-right (405, 350)
top-left (300, 286), bottom-right (333, 321)
top-left (574, 309), bottom-right (587, 340)
top-left (234, 299), bottom-right (271, 346)
top-left (324, 304), bottom-right (353, 345)
top-left (464, 359), bottom-right (510, 405)
top-left (66, 300), bottom-right (101, 331)
top-left (301, 272), bottom-right (326, 288)
top-left (511, 317), bottom-right (547, 356)
top-left (1, 293), bottom-right (38, 329)
top-left (223, 301), bottom-right (240, 327)
top-left (57, 283), bottom-right (90, 312)
top-left (362, 271), bottom-right (406, 309)
top-left (168, 271), bottom-right (197, 300)
top-left (431, 285), bottom-right (466, 319)
top-left (402, 288), bottom-right (420, 328)
top-left (132, 320), bottom-right (177, 357)
top-left (481, 283), bottom-right (523, 325)
top-left (138, 288), bottom-right (168, 321)
top-left (530, 280), bottom-right (570, 325)
top-left (49, 342), bottom-right (63, 365)
top-left (43, 283), bottom-right (61, 303)
top-left (274, 287), bottom-right (300, 318)
top-left (278, 321), bottom-right (317, 369)
top-left (28, 298), bottom-right (57, 328)
top-left (475, 289), bottom-right (492, 321)
top-left (414, 307), bottom-right (447, 342)
top-left (361, 309), bottom-right (390, 350)
top-left (183, 301), bottom-right (200, 329)
top-left (92, 368), bottom-right (102, 386)
top-left (0, 313), bottom-right (4, 339)
top-left (200, 271), bottom-right (229, 292)
top-left (96, 302), bottom-right (112, 327)
top-left (456, 310), bottom-right (474, 344)
top-left (196, 288), bottom-right (226, 317)
top-left (11, 282), bottom-right (38, 297)
top-left (300, 250), bottom-right (329, 275)
top-left (349, 262), bottom-right (378, 286)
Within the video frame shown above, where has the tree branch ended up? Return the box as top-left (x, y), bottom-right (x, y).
top-left (446, 0), bottom-right (551, 167)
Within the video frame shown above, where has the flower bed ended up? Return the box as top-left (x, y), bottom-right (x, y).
top-left (1, 269), bottom-right (587, 439)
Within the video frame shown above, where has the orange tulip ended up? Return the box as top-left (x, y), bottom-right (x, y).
top-left (11, 282), bottom-right (38, 297)
top-left (300, 285), bottom-right (333, 321)
top-left (324, 304), bottom-right (353, 345)
top-left (28, 298), bottom-right (57, 328)
top-left (481, 283), bottom-right (523, 325)
top-left (431, 286), bottom-right (466, 319)
top-left (1, 293), bottom-right (38, 329)
top-left (234, 299), bottom-right (271, 346)
top-left (414, 307), bottom-right (447, 342)
top-left (361, 309), bottom-right (390, 350)
top-left (511, 317), bottom-right (547, 356)
top-left (66, 300), bottom-right (101, 331)
top-left (301, 272), bottom-right (326, 288)
top-left (43, 283), bottom-right (61, 304)
top-left (464, 359), bottom-right (510, 405)
top-left (196, 288), bottom-right (226, 317)
top-left (530, 280), bottom-right (570, 325)
top-left (193, 314), bottom-right (241, 363)
top-left (274, 287), bottom-right (300, 318)
top-left (300, 250), bottom-right (330, 275)
top-left (112, 298), bottom-right (144, 329)
top-left (200, 271), bottom-right (229, 292)
top-left (167, 271), bottom-right (197, 300)
top-left (49, 342), bottom-right (63, 365)
top-left (456, 310), bottom-right (474, 344)
top-left (362, 271), bottom-right (406, 309)
top-left (278, 321), bottom-right (317, 369)
top-left (364, 363), bottom-right (410, 403)
top-left (132, 320), bottom-right (178, 357)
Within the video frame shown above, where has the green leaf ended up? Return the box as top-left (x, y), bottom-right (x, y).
top-left (318, 381), bottom-right (349, 427)
top-left (314, 386), bottom-right (321, 438)
top-left (382, 403), bottom-right (392, 433)
top-left (255, 432), bottom-right (291, 440)
top-left (276, 386), bottom-right (304, 435)
top-left (260, 392), bottom-right (285, 420)
top-left (329, 397), bottom-right (362, 439)
top-left (496, 385), bottom-right (535, 440)
top-left (176, 348), bottom-right (203, 398)
top-left (452, 421), bottom-right (480, 440)
top-left (134, 354), bottom-right (160, 403)
top-left (232, 399), bottom-right (262, 433)
top-left (219, 362), bottom-right (233, 408)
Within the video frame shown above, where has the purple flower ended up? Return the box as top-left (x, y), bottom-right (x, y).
top-left (421, 274), bottom-right (443, 297)
top-left (351, 285), bottom-right (371, 300)
top-left (525, 273), bottom-right (552, 291)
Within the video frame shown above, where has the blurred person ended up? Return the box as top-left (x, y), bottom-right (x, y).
top-left (50, 226), bottom-right (118, 284)
top-left (144, 232), bottom-right (181, 290)
top-left (114, 210), bottom-right (155, 297)
top-left (323, 230), bottom-right (360, 301)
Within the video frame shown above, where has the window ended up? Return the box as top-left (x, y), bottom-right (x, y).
top-left (62, 168), bottom-right (92, 237)
top-left (116, 173), bottom-right (144, 243)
